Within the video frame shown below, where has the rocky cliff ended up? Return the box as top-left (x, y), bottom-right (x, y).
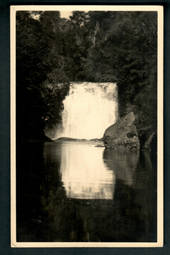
top-left (103, 112), bottom-right (140, 151)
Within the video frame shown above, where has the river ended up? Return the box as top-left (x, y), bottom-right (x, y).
top-left (16, 140), bottom-right (157, 242)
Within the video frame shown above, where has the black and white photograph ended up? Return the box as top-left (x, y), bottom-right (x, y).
top-left (10, 5), bottom-right (163, 247)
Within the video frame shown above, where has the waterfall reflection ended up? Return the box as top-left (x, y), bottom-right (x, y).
top-left (60, 141), bottom-right (115, 200)
top-left (17, 141), bottom-right (156, 242)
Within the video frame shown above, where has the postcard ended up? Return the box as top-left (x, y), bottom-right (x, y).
top-left (10, 5), bottom-right (163, 247)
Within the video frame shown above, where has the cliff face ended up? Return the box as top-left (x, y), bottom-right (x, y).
top-left (103, 109), bottom-right (156, 151)
top-left (103, 112), bottom-right (140, 151)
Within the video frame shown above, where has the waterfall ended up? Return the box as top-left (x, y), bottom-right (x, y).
top-left (56, 82), bottom-right (118, 139)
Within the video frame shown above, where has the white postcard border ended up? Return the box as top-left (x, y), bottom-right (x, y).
top-left (10, 5), bottom-right (164, 248)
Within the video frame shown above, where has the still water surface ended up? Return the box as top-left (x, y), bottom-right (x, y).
top-left (17, 140), bottom-right (157, 242)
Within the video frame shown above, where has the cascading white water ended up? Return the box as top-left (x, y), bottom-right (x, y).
top-left (56, 82), bottom-right (118, 139)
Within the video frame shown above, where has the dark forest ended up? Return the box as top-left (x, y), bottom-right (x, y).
top-left (16, 11), bottom-right (157, 149)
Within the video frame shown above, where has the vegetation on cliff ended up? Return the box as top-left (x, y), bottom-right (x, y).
top-left (16, 11), bottom-right (70, 142)
top-left (16, 11), bottom-right (157, 147)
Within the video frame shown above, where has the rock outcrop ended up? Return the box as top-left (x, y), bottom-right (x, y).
top-left (103, 112), bottom-right (140, 151)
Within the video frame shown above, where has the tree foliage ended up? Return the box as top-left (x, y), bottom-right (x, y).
top-left (16, 11), bottom-right (69, 141)
top-left (16, 11), bottom-right (157, 141)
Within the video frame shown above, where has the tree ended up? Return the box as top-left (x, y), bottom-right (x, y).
top-left (16, 10), bottom-right (157, 145)
top-left (16, 11), bottom-right (70, 141)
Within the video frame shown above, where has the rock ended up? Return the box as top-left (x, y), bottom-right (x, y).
top-left (103, 112), bottom-right (140, 151)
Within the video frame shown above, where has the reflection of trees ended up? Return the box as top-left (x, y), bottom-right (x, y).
top-left (17, 141), bottom-right (66, 242)
top-left (40, 142), bottom-right (92, 241)
top-left (40, 145), bottom-right (156, 242)
top-left (40, 146), bottom-right (156, 242)
top-left (103, 148), bottom-right (139, 186)
top-left (17, 142), bottom-right (156, 242)
top-left (40, 142), bottom-right (69, 241)
top-left (102, 148), bottom-right (157, 241)
top-left (132, 151), bottom-right (157, 241)
top-left (17, 142), bottom-right (47, 241)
